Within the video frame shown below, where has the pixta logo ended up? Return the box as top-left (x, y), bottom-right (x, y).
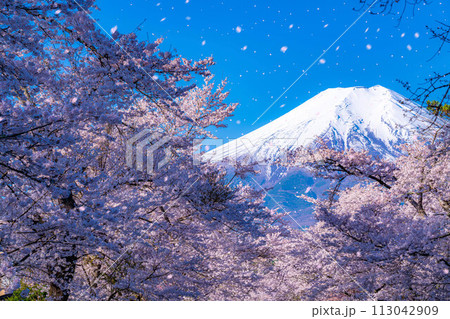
top-left (126, 129), bottom-right (171, 174)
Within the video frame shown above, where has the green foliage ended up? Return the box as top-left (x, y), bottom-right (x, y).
top-left (5, 282), bottom-right (47, 301)
top-left (426, 100), bottom-right (450, 118)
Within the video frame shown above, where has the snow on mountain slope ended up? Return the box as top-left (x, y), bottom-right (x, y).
top-left (205, 85), bottom-right (433, 165)
top-left (203, 85), bottom-right (435, 227)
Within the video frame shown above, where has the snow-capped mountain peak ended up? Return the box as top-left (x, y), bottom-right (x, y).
top-left (205, 85), bottom-right (432, 164)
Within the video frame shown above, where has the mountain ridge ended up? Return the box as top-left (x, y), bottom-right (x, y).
top-left (205, 85), bottom-right (433, 165)
top-left (203, 85), bottom-right (436, 226)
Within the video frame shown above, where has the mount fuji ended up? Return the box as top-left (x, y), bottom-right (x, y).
top-left (204, 85), bottom-right (435, 226)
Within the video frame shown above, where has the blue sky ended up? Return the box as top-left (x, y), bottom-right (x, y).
top-left (95, 0), bottom-right (448, 139)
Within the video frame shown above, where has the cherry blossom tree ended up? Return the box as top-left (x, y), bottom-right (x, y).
top-left (0, 0), bottom-right (285, 300)
top-left (279, 132), bottom-right (449, 300)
